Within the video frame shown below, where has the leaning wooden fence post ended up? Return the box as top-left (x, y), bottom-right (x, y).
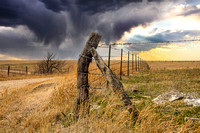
top-left (120, 49), bottom-right (123, 80)
top-left (90, 47), bottom-right (139, 121)
top-left (8, 66), bottom-right (10, 76)
top-left (75, 32), bottom-right (102, 120)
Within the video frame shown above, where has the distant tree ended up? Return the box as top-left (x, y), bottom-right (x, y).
top-left (37, 52), bottom-right (65, 74)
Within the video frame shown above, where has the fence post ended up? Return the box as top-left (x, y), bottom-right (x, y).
top-left (132, 53), bottom-right (133, 74)
top-left (107, 44), bottom-right (111, 88)
top-left (127, 51), bottom-right (129, 76)
top-left (135, 54), bottom-right (137, 72)
top-left (141, 59), bottom-right (144, 70)
top-left (108, 44), bottom-right (111, 68)
top-left (120, 49), bottom-right (123, 80)
top-left (8, 66), bottom-right (10, 76)
top-left (141, 59), bottom-right (143, 70)
top-left (138, 56), bottom-right (140, 71)
top-left (75, 32), bottom-right (102, 120)
top-left (26, 66), bottom-right (28, 75)
top-left (90, 47), bottom-right (139, 122)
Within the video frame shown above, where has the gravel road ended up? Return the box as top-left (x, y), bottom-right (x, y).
top-left (0, 77), bottom-right (57, 92)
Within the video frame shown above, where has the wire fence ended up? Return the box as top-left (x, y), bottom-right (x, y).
top-left (85, 45), bottom-right (150, 90)
top-left (85, 44), bottom-right (200, 92)
top-left (0, 64), bottom-right (73, 76)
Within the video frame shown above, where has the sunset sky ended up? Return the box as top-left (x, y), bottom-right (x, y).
top-left (0, 0), bottom-right (200, 60)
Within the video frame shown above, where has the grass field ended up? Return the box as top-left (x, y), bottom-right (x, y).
top-left (0, 60), bottom-right (76, 81)
top-left (147, 61), bottom-right (200, 70)
top-left (0, 60), bottom-right (199, 132)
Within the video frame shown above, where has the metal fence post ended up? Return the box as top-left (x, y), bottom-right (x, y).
top-left (132, 53), bottom-right (133, 74)
top-left (127, 51), bottom-right (129, 76)
top-left (8, 66), bottom-right (10, 76)
top-left (135, 54), bottom-right (137, 72)
top-left (26, 66), bottom-right (28, 75)
top-left (108, 44), bottom-right (111, 68)
top-left (107, 44), bottom-right (111, 87)
top-left (120, 49), bottom-right (123, 80)
top-left (138, 56), bottom-right (140, 71)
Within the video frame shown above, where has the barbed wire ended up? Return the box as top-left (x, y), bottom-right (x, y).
top-left (99, 39), bottom-right (200, 46)
top-left (110, 62), bottom-right (121, 66)
top-left (78, 72), bottom-right (104, 76)
top-left (101, 56), bottom-right (121, 58)
top-left (89, 76), bottom-right (105, 85)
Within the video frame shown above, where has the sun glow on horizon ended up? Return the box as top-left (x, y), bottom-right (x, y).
top-left (138, 42), bottom-right (200, 61)
top-left (0, 54), bottom-right (22, 60)
top-left (115, 3), bottom-right (200, 61)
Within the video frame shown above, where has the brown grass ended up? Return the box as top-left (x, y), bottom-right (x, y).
top-left (0, 60), bottom-right (199, 132)
top-left (147, 61), bottom-right (200, 70)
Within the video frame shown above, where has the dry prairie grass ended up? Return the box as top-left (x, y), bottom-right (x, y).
top-left (0, 60), bottom-right (200, 133)
top-left (147, 61), bottom-right (200, 70)
top-left (0, 60), bottom-right (76, 81)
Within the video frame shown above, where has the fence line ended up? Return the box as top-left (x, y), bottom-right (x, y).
top-left (86, 44), bottom-right (151, 90)
top-left (0, 65), bottom-right (73, 76)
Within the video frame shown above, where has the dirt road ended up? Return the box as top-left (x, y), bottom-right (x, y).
top-left (0, 77), bottom-right (58, 92)
top-left (0, 76), bottom-right (64, 132)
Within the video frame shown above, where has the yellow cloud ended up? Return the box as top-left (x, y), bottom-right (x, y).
top-left (0, 53), bottom-right (22, 60)
top-left (139, 43), bottom-right (200, 61)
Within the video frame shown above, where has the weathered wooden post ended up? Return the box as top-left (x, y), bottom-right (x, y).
top-left (120, 49), bottom-right (123, 80)
top-left (135, 54), bottom-right (137, 72)
top-left (138, 56), bottom-right (140, 71)
top-left (90, 47), bottom-right (139, 122)
top-left (26, 66), bottom-right (28, 75)
top-left (127, 51), bottom-right (129, 76)
top-left (141, 59), bottom-right (143, 70)
top-left (107, 44), bottom-right (111, 88)
top-left (8, 66), bottom-right (10, 76)
top-left (132, 53), bottom-right (133, 74)
top-left (139, 58), bottom-right (141, 71)
top-left (75, 32), bottom-right (102, 120)
top-left (108, 44), bottom-right (111, 68)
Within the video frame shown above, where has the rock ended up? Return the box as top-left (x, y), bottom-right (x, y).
top-left (185, 117), bottom-right (200, 123)
top-left (184, 92), bottom-right (199, 99)
top-left (142, 96), bottom-right (151, 99)
top-left (90, 104), bottom-right (101, 111)
top-left (153, 90), bottom-right (200, 107)
top-left (169, 94), bottom-right (184, 102)
top-left (152, 90), bottom-right (184, 105)
top-left (133, 89), bottom-right (139, 93)
top-left (184, 98), bottom-right (200, 107)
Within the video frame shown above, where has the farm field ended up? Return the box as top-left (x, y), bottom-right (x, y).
top-left (0, 60), bottom-right (199, 132)
top-left (0, 60), bottom-right (76, 81)
top-left (147, 61), bottom-right (200, 70)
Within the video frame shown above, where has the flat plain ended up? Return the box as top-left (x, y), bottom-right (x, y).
top-left (0, 60), bottom-right (199, 132)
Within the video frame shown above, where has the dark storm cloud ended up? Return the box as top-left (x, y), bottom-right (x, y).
top-left (0, 0), bottom-right (185, 59)
top-left (0, 29), bottom-right (46, 59)
top-left (177, 3), bottom-right (200, 17)
top-left (0, 0), bottom-right (67, 46)
top-left (40, 0), bottom-right (142, 13)
top-left (180, 8), bottom-right (200, 16)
